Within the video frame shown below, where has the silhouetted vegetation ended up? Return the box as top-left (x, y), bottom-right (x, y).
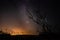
top-left (0, 31), bottom-right (60, 40)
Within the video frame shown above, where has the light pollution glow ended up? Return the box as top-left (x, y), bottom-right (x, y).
top-left (0, 22), bottom-right (40, 35)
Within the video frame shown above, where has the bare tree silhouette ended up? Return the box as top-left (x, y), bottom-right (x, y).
top-left (26, 5), bottom-right (51, 33)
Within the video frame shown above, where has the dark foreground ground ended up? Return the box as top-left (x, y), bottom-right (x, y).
top-left (0, 32), bottom-right (60, 40)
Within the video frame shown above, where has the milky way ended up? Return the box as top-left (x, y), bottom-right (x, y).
top-left (0, 1), bottom-right (42, 35)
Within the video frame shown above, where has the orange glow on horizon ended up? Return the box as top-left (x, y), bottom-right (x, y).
top-left (10, 27), bottom-right (39, 35)
top-left (0, 26), bottom-right (39, 35)
top-left (0, 18), bottom-right (40, 35)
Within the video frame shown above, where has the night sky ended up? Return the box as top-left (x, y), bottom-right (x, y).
top-left (0, 0), bottom-right (41, 35)
top-left (0, 0), bottom-right (60, 35)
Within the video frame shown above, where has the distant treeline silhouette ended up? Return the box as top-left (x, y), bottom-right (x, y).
top-left (0, 31), bottom-right (60, 40)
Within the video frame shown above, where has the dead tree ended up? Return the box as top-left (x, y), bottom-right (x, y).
top-left (26, 7), bottom-right (49, 32)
